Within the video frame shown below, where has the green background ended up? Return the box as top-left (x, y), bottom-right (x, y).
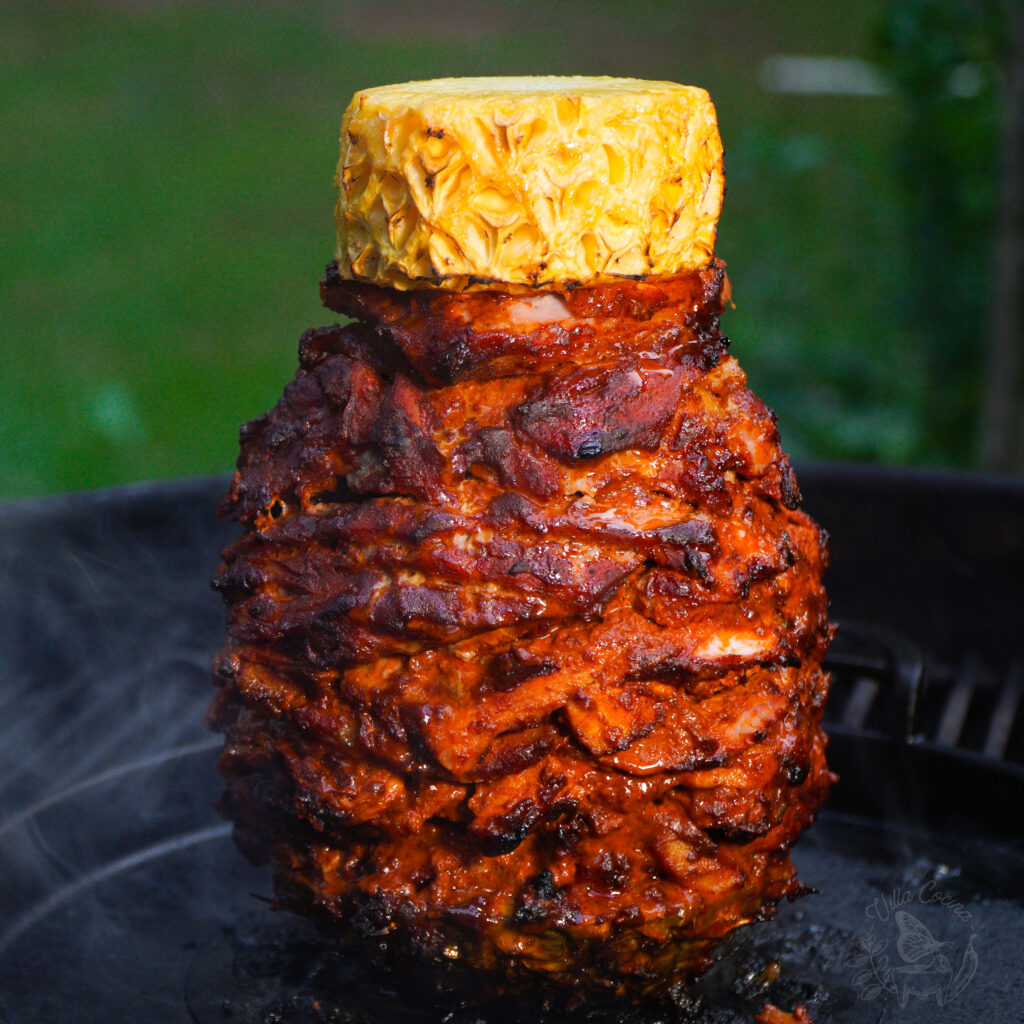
top-left (1, 1), bottom-right (1012, 500)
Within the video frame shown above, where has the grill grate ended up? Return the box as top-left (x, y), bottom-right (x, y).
top-left (824, 621), bottom-right (1024, 765)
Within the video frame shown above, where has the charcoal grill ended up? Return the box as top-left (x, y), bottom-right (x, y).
top-left (1, 464), bottom-right (1022, 1023)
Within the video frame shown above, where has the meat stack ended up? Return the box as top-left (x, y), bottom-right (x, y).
top-left (210, 77), bottom-right (833, 996)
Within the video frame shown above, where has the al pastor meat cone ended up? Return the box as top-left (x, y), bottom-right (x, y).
top-left (210, 77), bottom-right (832, 997)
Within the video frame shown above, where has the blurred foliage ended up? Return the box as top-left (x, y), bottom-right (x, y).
top-left (873, 0), bottom-right (1009, 464)
top-left (0, 0), bottom-right (1012, 500)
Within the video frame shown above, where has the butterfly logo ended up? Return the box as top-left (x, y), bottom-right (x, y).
top-left (895, 911), bottom-right (951, 966)
top-left (889, 911), bottom-right (978, 1007)
top-left (851, 907), bottom-right (979, 1007)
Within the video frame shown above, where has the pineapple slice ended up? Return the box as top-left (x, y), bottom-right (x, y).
top-left (334, 76), bottom-right (724, 291)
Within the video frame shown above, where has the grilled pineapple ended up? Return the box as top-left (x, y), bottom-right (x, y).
top-left (334, 76), bottom-right (724, 291)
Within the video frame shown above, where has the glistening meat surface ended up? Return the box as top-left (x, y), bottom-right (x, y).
top-left (210, 265), bottom-right (832, 995)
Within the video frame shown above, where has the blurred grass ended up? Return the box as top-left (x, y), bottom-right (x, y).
top-left (1, 0), bottom-right (921, 499)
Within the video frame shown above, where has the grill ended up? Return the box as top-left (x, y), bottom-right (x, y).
top-left (1, 465), bottom-right (1022, 1023)
top-left (827, 622), bottom-right (1024, 765)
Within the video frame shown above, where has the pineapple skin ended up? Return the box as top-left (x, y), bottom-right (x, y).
top-left (334, 77), bottom-right (724, 292)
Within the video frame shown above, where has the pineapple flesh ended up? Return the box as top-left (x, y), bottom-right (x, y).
top-left (335, 76), bottom-right (725, 291)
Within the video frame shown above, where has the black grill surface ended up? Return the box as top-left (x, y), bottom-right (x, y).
top-left (1, 466), bottom-right (1022, 1023)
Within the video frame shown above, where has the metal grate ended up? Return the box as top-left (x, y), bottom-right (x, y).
top-left (824, 621), bottom-right (1024, 765)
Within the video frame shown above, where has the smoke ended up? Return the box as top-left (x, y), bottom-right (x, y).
top-left (0, 477), bottom-right (267, 1022)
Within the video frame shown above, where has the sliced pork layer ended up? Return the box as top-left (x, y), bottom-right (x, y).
top-left (211, 266), bottom-right (832, 996)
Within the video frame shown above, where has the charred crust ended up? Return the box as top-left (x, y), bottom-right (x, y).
top-left (529, 868), bottom-right (558, 900)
